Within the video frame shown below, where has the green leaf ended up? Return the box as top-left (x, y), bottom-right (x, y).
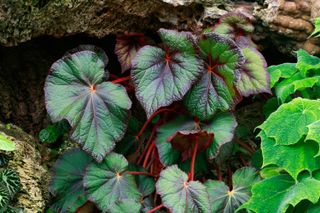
top-left (260, 131), bottom-right (320, 180)
top-left (241, 174), bottom-right (320, 213)
top-left (236, 47), bottom-right (270, 96)
top-left (84, 152), bottom-right (141, 211)
top-left (156, 165), bottom-right (211, 213)
top-left (128, 165), bottom-right (155, 196)
top-left (262, 97), bottom-right (280, 118)
top-left (184, 33), bottom-right (244, 120)
top-left (268, 63), bottom-right (297, 88)
top-left (0, 184), bottom-right (10, 210)
top-left (205, 167), bottom-right (260, 213)
top-left (258, 98), bottom-right (320, 146)
top-left (109, 199), bottom-right (142, 213)
top-left (204, 112), bottom-right (237, 160)
top-left (131, 29), bottom-right (202, 117)
top-left (306, 120), bottom-right (320, 145)
top-left (49, 148), bottom-right (92, 213)
top-left (0, 135), bottom-right (15, 152)
top-left (0, 169), bottom-right (20, 197)
top-left (310, 17), bottom-right (320, 38)
top-left (45, 48), bottom-right (132, 162)
top-left (0, 154), bottom-right (10, 167)
top-left (39, 120), bottom-right (69, 144)
top-left (296, 49), bottom-right (320, 76)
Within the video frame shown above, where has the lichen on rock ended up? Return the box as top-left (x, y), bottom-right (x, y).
top-left (0, 122), bottom-right (49, 213)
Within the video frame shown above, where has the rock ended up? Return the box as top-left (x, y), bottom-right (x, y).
top-left (0, 123), bottom-right (49, 213)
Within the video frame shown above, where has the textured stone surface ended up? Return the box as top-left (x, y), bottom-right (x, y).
top-left (0, 123), bottom-right (49, 213)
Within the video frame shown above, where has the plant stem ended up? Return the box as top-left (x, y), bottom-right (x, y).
top-left (111, 76), bottom-right (131, 84)
top-left (236, 139), bottom-right (255, 154)
top-left (136, 108), bottom-right (176, 139)
top-left (146, 204), bottom-right (164, 213)
top-left (143, 142), bottom-right (155, 168)
top-left (127, 171), bottom-right (156, 177)
top-left (137, 126), bottom-right (157, 165)
top-left (189, 137), bottom-right (199, 181)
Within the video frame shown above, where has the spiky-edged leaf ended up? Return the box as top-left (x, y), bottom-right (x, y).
top-left (109, 199), bottom-right (142, 213)
top-left (115, 34), bottom-right (145, 73)
top-left (156, 165), bottom-right (211, 213)
top-left (49, 148), bottom-right (92, 213)
top-left (236, 47), bottom-right (270, 96)
top-left (205, 167), bottom-right (260, 213)
top-left (268, 63), bottom-right (297, 88)
top-left (184, 33), bottom-right (244, 120)
top-left (258, 98), bottom-right (320, 146)
top-left (204, 112), bottom-right (237, 160)
top-left (45, 48), bottom-right (132, 162)
top-left (241, 174), bottom-right (320, 213)
top-left (132, 29), bottom-right (202, 117)
top-left (0, 135), bottom-right (15, 152)
top-left (260, 131), bottom-right (320, 180)
top-left (0, 169), bottom-right (20, 197)
top-left (84, 152), bottom-right (141, 211)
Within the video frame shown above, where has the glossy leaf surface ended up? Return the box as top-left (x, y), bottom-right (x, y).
top-left (45, 49), bottom-right (132, 162)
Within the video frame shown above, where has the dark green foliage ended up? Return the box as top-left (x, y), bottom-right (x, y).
top-left (39, 120), bottom-right (69, 144)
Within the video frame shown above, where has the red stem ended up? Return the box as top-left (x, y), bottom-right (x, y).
top-left (146, 204), bottom-right (164, 213)
top-left (189, 137), bottom-right (199, 181)
top-left (137, 126), bottom-right (157, 165)
top-left (136, 108), bottom-right (176, 139)
top-left (127, 171), bottom-right (156, 177)
top-left (111, 76), bottom-right (131, 84)
top-left (143, 143), bottom-right (155, 168)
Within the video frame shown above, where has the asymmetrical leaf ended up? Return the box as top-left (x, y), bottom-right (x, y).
top-left (205, 167), bottom-right (260, 213)
top-left (0, 135), bottom-right (15, 152)
top-left (184, 33), bottom-right (244, 120)
top-left (132, 29), bottom-right (202, 117)
top-left (260, 131), bottom-right (320, 180)
top-left (49, 148), bottom-right (92, 213)
top-left (204, 112), bottom-right (237, 160)
top-left (45, 48), bottom-right (132, 162)
top-left (0, 169), bottom-right (20, 197)
top-left (241, 174), bottom-right (320, 213)
top-left (156, 165), bottom-right (211, 213)
top-left (310, 17), bottom-right (320, 38)
top-left (84, 152), bottom-right (141, 211)
top-left (115, 34), bottom-right (145, 73)
top-left (236, 47), bottom-right (270, 96)
top-left (258, 98), bottom-right (320, 146)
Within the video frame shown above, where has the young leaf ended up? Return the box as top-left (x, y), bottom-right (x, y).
top-left (240, 174), bottom-right (320, 213)
top-left (49, 148), bottom-right (92, 213)
top-left (310, 17), bottom-right (320, 38)
top-left (203, 112), bottom-right (237, 160)
top-left (0, 169), bottom-right (20, 197)
top-left (83, 152), bottom-right (141, 211)
top-left (296, 49), bottom-right (320, 76)
top-left (45, 48), bottom-right (132, 162)
top-left (236, 47), bottom-right (270, 96)
top-left (156, 165), bottom-right (211, 213)
top-left (131, 29), bottom-right (202, 117)
top-left (0, 135), bottom-right (15, 152)
top-left (260, 131), bottom-right (320, 180)
top-left (184, 33), bottom-right (244, 120)
top-left (213, 13), bottom-right (254, 40)
top-left (115, 34), bottom-right (145, 73)
top-left (205, 167), bottom-right (260, 213)
top-left (258, 98), bottom-right (320, 146)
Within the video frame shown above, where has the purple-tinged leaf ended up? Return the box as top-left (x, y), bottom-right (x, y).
top-left (115, 34), bottom-right (145, 73)
top-left (49, 148), bottom-right (92, 213)
top-left (236, 47), bottom-right (270, 96)
top-left (131, 29), bottom-right (203, 118)
top-left (184, 33), bottom-right (244, 120)
top-left (83, 152), bottom-right (141, 211)
top-left (45, 48), bottom-right (132, 162)
top-left (156, 165), bottom-right (211, 213)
